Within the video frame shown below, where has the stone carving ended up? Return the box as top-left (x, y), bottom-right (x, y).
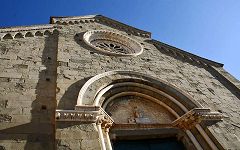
top-left (55, 106), bottom-right (114, 129)
top-left (0, 25), bottom-right (59, 40)
top-left (0, 114), bottom-right (12, 122)
top-left (128, 106), bottom-right (151, 124)
top-left (83, 30), bottom-right (143, 56)
top-left (51, 15), bottom-right (151, 38)
top-left (93, 41), bottom-right (129, 54)
top-left (105, 96), bottom-right (175, 124)
top-left (55, 109), bottom-right (98, 122)
top-left (172, 108), bottom-right (224, 130)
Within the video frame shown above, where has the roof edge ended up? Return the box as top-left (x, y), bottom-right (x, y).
top-left (0, 24), bottom-right (57, 33)
top-left (50, 15), bottom-right (151, 38)
top-left (148, 39), bottom-right (224, 67)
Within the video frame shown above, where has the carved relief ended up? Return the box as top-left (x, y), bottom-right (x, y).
top-left (172, 108), bottom-right (223, 130)
top-left (105, 96), bottom-right (176, 124)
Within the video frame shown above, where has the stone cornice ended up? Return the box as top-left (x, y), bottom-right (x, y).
top-left (55, 109), bottom-right (99, 122)
top-left (56, 106), bottom-right (114, 130)
top-left (147, 39), bottom-right (224, 68)
top-left (0, 24), bottom-right (56, 33)
top-left (50, 15), bottom-right (151, 38)
top-left (0, 24), bottom-right (59, 40)
top-left (172, 108), bottom-right (223, 130)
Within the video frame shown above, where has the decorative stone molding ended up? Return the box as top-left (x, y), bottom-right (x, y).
top-left (97, 115), bottom-right (114, 132)
top-left (56, 106), bottom-right (114, 126)
top-left (172, 108), bottom-right (223, 130)
top-left (50, 15), bottom-right (151, 38)
top-left (83, 30), bottom-right (143, 56)
top-left (0, 25), bottom-right (59, 40)
top-left (55, 109), bottom-right (99, 122)
top-left (147, 39), bottom-right (224, 68)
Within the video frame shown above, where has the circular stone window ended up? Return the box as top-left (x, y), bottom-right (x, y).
top-left (83, 30), bottom-right (143, 56)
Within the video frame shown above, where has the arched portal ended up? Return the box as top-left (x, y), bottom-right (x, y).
top-left (57, 70), bottom-right (223, 150)
top-left (73, 70), bottom-right (224, 150)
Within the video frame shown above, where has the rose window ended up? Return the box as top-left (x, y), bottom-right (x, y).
top-left (83, 30), bottom-right (143, 56)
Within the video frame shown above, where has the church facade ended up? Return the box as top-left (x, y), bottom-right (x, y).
top-left (0, 15), bottom-right (240, 150)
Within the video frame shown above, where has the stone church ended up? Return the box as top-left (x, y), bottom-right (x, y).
top-left (0, 15), bottom-right (240, 150)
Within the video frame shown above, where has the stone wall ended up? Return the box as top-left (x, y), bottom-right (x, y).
top-left (0, 32), bottom-right (58, 149)
top-left (0, 16), bottom-right (240, 149)
top-left (55, 20), bottom-right (240, 149)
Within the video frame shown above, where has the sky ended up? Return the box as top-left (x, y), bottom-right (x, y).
top-left (1, 0), bottom-right (239, 80)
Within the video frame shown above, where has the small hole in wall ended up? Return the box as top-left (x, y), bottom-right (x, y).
top-left (56, 87), bottom-right (60, 93)
top-left (128, 34), bottom-right (131, 36)
top-left (79, 26), bottom-right (83, 28)
top-left (41, 105), bottom-right (47, 110)
top-left (47, 57), bottom-right (51, 60)
top-left (208, 88), bottom-right (215, 95)
top-left (46, 78), bottom-right (50, 81)
top-left (90, 51), bottom-right (94, 54)
top-left (196, 89), bottom-right (203, 94)
top-left (218, 110), bottom-right (223, 113)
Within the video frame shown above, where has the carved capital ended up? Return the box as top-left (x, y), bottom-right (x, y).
top-left (97, 108), bottom-right (114, 132)
top-left (56, 106), bottom-right (114, 131)
top-left (172, 108), bottom-right (223, 130)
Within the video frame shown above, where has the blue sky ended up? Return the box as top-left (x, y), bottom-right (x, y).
top-left (1, 0), bottom-right (239, 80)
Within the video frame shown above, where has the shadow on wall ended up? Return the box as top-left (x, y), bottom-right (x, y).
top-left (24, 30), bottom-right (59, 149)
top-left (56, 32), bottom-right (95, 110)
top-left (0, 31), bottom-right (59, 150)
top-left (57, 77), bottom-right (91, 110)
top-left (56, 77), bottom-right (92, 130)
top-left (144, 39), bottom-right (240, 100)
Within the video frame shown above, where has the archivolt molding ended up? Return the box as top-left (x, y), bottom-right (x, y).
top-left (76, 70), bottom-right (223, 123)
top-left (55, 70), bottom-right (224, 149)
top-left (56, 106), bottom-right (114, 129)
top-left (0, 25), bottom-right (59, 40)
top-left (76, 70), bottom-right (201, 108)
top-left (75, 70), bottom-right (224, 150)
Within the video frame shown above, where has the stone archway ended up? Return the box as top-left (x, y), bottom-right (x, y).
top-left (56, 70), bottom-right (223, 150)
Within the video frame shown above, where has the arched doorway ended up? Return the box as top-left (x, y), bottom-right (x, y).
top-left (73, 70), bottom-right (223, 150)
top-left (104, 95), bottom-right (186, 150)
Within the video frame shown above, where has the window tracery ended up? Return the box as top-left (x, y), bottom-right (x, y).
top-left (83, 30), bottom-right (143, 56)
